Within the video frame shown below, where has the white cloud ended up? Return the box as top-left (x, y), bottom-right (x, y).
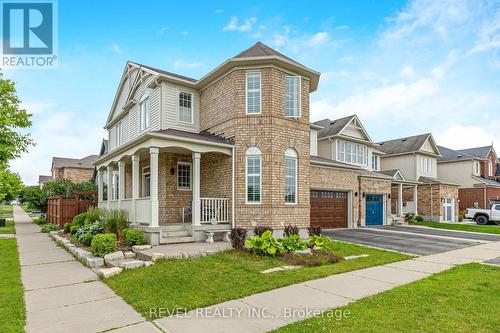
top-left (308, 32), bottom-right (330, 46)
top-left (400, 65), bottom-right (416, 78)
top-left (173, 60), bottom-right (202, 69)
top-left (108, 43), bottom-right (122, 53)
top-left (20, 101), bottom-right (56, 115)
top-left (157, 26), bottom-right (169, 36)
top-left (335, 25), bottom-right (349, 31)
top-left (435, 124), bottom-right (500, 150)
top-left (223, 16), bottom-right (256, 32)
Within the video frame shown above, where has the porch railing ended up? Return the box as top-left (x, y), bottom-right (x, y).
top-left (402, 201), bottom-right (416, 214)
top-left (201, 198), bottom-right (229, 224)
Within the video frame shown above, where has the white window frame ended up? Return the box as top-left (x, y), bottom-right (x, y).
top-left (178, 91), bottom-right (193, 124)
top-left (372, 155), bottom-right (380, 171)
top-left (285, 148), bottom-right (298, 204)
top-left (115, 122), bottom-right (123, 147)
top-left (336, 140), bottom-right (367, 166)
top-left (488, 160), bottom-right (493, 176)
top-left (245, 147), bottom-right (262, 204)
top-left (177, 162), bottom-right (192, 191)
top-left (139, 95), bottom-right (150, 132)
top-left (245, 72), bottom-right (261, 115)
top-left (474, 161), bottom-right (480, 175)
top-left (284, 75), bottom-right (301, 118)
top-left (141, 166), bottom-right (151, 198)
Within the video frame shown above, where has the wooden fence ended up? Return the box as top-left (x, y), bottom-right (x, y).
top-left (46, 191), bottom-right (97, 227)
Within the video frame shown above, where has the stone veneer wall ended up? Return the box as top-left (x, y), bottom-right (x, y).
top-left (199, 67), bottom-right (311, 229)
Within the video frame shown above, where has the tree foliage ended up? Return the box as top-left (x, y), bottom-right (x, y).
top-left (0, 70), bottom-right (34, 165)
top-left (0, 169), bottom-right (23, 202)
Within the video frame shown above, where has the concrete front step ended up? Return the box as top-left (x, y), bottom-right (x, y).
top-left (160, 236), bottom-right (194, 244)
top-left (162, 230), bottom-right (190, 238)
top-left (160, 224), bottom-right (191, 232)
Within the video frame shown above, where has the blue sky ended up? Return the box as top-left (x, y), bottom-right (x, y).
top-left (5, 0), bottom-right (500, 184)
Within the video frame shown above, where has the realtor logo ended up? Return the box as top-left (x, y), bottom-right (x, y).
top-left (1, 0), bottom-right (58, 68)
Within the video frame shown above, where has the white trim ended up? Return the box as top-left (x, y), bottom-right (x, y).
top-left (284, 75), bottom-right (301, 118)
top-left (177, 90), bottom-right (194, 125)
top-left (245, 147), bottom-right (262, 204)
top-left (245, 71), bottom-right (262, 115)
top-left (177, 161), bottom-right (192, 191)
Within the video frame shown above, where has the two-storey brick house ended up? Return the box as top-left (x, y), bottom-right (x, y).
top-left (437, 145), bottom-right (500, 210)
top-left (95, 42), bottom-right (321, 244)
top-left (51, 155), bottom-right (98, 183)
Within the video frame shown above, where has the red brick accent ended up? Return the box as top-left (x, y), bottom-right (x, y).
top-left (459, 186), bottom-right (500, 210)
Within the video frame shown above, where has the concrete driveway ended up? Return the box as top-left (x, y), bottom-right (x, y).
top-left (324, 227), bottom-right (486, 255)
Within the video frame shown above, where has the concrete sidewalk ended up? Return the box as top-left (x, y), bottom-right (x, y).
top-left (155, 240), bottom-right (500, 333)
top-left (14, 206), bottom-right (163, 333)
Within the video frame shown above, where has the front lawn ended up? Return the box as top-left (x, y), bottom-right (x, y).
top-left (105, 241), bottom-right (409, 320)
top-left (0, 205), bottom-right (15, 234)
top-left (272, 263), bottom-right (500, 333)
top-left (410, 220), bottom-right (500, 235)
top-left (0, 239), bottom-right (26, 333)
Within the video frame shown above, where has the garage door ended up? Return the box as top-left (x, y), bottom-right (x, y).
top-left (310, 190), bottom-right (348, 228)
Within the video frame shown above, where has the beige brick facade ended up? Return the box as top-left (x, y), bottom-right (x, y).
top-left (53, 167), bottom-right (94, 183)
top-left (358, 177), bottom-right (392, 226)
top-left (417, 184), bottom-right (459, 221)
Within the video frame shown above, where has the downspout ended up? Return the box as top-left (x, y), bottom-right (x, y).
top-left (231, 146), bottom-right (235, 228)
top-left (430, 184), bottom-right (433, 221)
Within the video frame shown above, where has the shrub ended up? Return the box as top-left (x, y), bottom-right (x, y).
top-left (458, 211), bottom-right (466, 222)
top-left (123, 228), bottom-right (146, 246)
top-left (229, 228), bottom-right (247, 251)
top-left (102, 209), bottom-right (129, 239)
top-left (283, 225), bottom-right (299, 237)
top-left (415, 215), bottom-right (424, 223)
top-left (254, 226), bottom-right (273, 237)
top-left (85, 207), bottom-right (103, 224)
top-left (72, 212), bottom-right (88, 227)
top-left (70, 225), bottom-right (79, 235)
top-left (405, 212), bottom-right (416, 223)
top-left (74, 221), bottom-right (104, 244)
top-left (280, 234), bottom-right (308, 252)
top-left (246, 230), bottom-right (285, 256)
top-left (307, 226), bottom-right (322, 237)
top-left (37, 215), bottom-right (47, 225)
top-left (81, 233), bottom-right (94, 246)
top-left (91, 233), bottom-right (117, 257)
top-left (309, 234), bottom-right (332, 249)
top-left (63, 223), bottom-right (72, 233)
top-left (41, 223), bottom-right (59, 233)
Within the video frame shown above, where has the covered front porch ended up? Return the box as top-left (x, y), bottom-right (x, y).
top-left (391, 181), bottom-right (419, 219)
top-left (95, 130), bottom-right (234, 244)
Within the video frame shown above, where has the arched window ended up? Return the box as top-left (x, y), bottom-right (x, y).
top-left (139, 94), bottom-right (150, 131)
top-left (246, 147), bottom-right (261, 203)
top-left (285, 148), bottom-right (298, 204)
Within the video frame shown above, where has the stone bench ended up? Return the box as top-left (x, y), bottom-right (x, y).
top-left (204, 230), bottom-right (231, 243)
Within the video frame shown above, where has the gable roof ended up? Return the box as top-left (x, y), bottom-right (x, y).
top-left (472, 175), bottom-right (500, 187)
top-left (457, 145), bottom-right (493, 160)
top-left (437, 145), bottom-right (477, 163)
top-left (51, 155), bottom-right (99, 170)
top-left (315, 115), bottom-right (372, 141)
top-left (377, 133), bottom-right (440, 156)
top-left (233, 42), bottom-right (306, 68)
top-left (132, 62), bottom-right (197, 83)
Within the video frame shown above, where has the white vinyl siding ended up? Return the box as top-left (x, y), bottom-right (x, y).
top-left (337, 140), bottom-right (368, 166)
top-left (285, 76), bottom-right (300, 117)
top-left (162, 82), bottom-right (198, 132)
top-left (285, 148), bottom-right (298, 204)
top-left (178, 92), bottom-right (193, 124)
top-left (246, 147), bottom-right (261, 203)
top-left (246, 72), bottom-right (261, 114)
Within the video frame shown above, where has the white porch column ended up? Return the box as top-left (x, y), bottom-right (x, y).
top-left (131, 154), bottom-right (140, 224)
top-left (413, 184), bottom-right (418, 215)
top-left (118, 161), bottom-right (125, 208)
top-left (398, 183), bottom-right (403, 217)
top-left (150, 147), bottom-right (159, 227)
top-left (192, 152), bottom-right (201, 226)
top-left (106, 165), bottom-right (114, 209)
top-left (97, 169), bottom-right (103, 204)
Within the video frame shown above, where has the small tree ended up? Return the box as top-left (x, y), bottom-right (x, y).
top-left (19, 186), bottom-right (47, 211)
top-left (0, 168), bottom-right (23, 202)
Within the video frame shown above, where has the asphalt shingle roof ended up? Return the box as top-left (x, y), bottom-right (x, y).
top-left (132, 62), bottom-right (197, 82)
top-left (437, 145), bottom-right (476, 162)
top-left (52, 155), bottom-right (99, 169)
top-left (377, 133), bottom-right (433, 155)
top-left (153, 129), bottom-right (234, 145)
top-left (475, 176), bottom-right (500, 186)
top-left (233, 42), bottom-right (306, 68)
top-left (457, 146), bottom-right (492, 160)
top-left (315, 115), bottom-right (355, 139)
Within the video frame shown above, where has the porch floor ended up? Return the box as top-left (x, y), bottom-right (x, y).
top-left (139, 242), bottom-right (232, 259)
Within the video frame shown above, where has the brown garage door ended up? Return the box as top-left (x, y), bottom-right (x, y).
top-left (310, 190), bottom-right (348, 228)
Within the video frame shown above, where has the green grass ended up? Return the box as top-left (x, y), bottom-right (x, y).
top-left (271, 264), bottom-right (500, 333)
top-left (410, 220), bottom-right (500, 235)
top-left (0, 239), bottom-right (26, 333)
top-left (1, 204), bottom-right (13, 215)
top-left (20, 204), bottom-right (33, 213)
top-left (105, 241), bottom-right (409, 320)
top-left (0, 205), bottom-right (15, 234)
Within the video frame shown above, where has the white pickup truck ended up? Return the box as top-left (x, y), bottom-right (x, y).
top-left (466, 204), bottom-right (500, 225)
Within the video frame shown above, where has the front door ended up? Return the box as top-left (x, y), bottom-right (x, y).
top-left (365, 194), bottom-right (383, 226)
top-left (443, 197), bottom-right (454, 222)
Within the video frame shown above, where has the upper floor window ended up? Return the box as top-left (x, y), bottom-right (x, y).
top-left (177, 162), bottom-right (192, 190)
top-left (246, 147), bottom-right (261, 203)
top-left (140, 96), bottom-right (150, 132)
top-left (246, 72), bottom-right (261, 114)
top-left (285, 148), bottom-right (298, 204)
top-left (178, 92), bottom-right (193, 124)
top-left (488, 160), bottom-right (493, 177)
top-left (372, 155), bottom-right (380, 171)
top-left (285, 76), bottom-right (300, 117)
top-left (420, 156), bottom-right (433, 175)
top-left (337, 140), bottom-right (368, 166)
top-left (474, 161), bottom-right (480, 175)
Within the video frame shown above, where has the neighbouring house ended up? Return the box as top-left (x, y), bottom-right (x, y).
top-left (38, 175), bottom-right (52, 188)
top-left (437, 145), bottom-right (500, 210)
top-left (51, 155), bottom-right (99, 183)
top-left (377, 134), bottom-right (459, 222)
top-left (311, 115), bottom-right (404, 228)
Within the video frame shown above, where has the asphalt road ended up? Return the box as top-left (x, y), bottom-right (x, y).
top-left (376, 225), bottom-right (500, 242)
top-left (324, 228), bottom-right (480, 255)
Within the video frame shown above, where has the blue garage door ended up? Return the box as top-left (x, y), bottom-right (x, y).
top-left (365, 194), bottom-right (383, 226)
